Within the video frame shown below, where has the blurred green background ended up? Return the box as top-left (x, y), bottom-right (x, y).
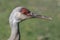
top-left (0, 0), bottom-right (60, 40)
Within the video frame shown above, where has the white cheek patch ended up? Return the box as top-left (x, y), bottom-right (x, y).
top-left (19, 13), bottom-right (27, 19)
top-left (16, 12), bottom-right (30, 20)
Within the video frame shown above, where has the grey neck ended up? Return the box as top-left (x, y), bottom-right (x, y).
top-left (8, 22), bottom-right (20, 40)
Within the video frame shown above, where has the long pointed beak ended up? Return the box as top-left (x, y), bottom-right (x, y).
top-left (36, 15), bottom-right (52, 20)
top-left (29, 13), bottom-right (52, 20)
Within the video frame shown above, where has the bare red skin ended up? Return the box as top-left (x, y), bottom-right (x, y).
top-left (20, 8), bottom-right (31, 16)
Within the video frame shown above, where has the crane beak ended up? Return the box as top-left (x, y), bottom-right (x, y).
top-left (34, 15), bottom-right (52, 20)
top-left (28, 13), bottom-right (52, 20)
top-left (26, 12), bottom-right (52, 21)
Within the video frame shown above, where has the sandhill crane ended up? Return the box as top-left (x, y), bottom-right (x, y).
top-left (8, 7), bottom-right (52, 40)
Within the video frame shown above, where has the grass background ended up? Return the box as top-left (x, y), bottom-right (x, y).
top-left (0, 0), bottom-right (60, 40)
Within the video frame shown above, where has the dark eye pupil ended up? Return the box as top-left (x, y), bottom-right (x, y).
top-left (28, 10), bottom-right (30, 13)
